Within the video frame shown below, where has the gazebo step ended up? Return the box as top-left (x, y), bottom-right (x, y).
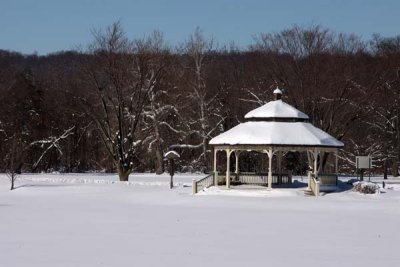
top-left (304, 190), bottom-right (315, 197)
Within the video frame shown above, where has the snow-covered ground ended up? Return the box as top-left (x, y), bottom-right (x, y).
top-left (1, 173), bottom-right (400, 267)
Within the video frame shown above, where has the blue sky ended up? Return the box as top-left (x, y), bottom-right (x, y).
top-left (1, 0), bottom-right (399, 55)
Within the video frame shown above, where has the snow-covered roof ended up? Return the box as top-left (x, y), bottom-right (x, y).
top-left (210, 89), bottom-right (343, 148)
top-left (244, 100), bottom-right (309, 120)
top-left (209, 121), bottom-right (344, 147)
top-left (164, 150), bottom-right (180, 159)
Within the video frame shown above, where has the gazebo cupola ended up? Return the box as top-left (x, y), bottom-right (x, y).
top-left (273, 87), bottom-right (282, 100)
top-left (209, 88), bottom-right (344, 191)
top-left (244, 88), bottom-right (309, 122)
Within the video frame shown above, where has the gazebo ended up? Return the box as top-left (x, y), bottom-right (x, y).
top-left (209, 88), bottom-right (344, 194)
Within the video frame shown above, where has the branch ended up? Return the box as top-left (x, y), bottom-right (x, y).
top-left (30, 126), bottom-right (75, 170)
top-left (169, 143), bottom-right (203, 149)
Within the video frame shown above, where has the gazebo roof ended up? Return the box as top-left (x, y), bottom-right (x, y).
top-left (244, 99), bottom-right (309, 120)
top-left (210, 89), bottom-right (344, 148)
top-left (209, 121), bottom-right (344, 148)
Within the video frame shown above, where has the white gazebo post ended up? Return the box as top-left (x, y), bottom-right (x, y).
top-left (307, 151), bottom-right (312, 189)
top-left (234, 151), bottom-right (241, 181)
top-left (313, 150), bottom-right (319, 177)
top-left (277, 151), bottom-right (282, 184)
top-left (267, 149), bottom-right (273, 189)
top-left (213, 148), bottom-right (218, 186)
top-left (226, 149), bottom-right (232, 188)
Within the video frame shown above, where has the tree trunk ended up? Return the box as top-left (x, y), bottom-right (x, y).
top-left (199, 99), bottom-right (208, 171)
top-left (383, 159), bottom-right (388, 180)
top-left (202, 136), bottom-right (208, 171)
top-left (154, 123), bottom-right (164, 175)
top-left (116, 164), bottom-right (131, 181)
top-left (10, 173), bottom-right (15, 190)
top-left (321, 152), bottom-right (329, 173)
top-left (155, 146), bottom-right (164, 175)
top-left (392, 160), bottom-right (399, 177)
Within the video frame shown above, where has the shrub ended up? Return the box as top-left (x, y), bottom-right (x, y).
top-left (353, 181), bottom-right (379, 194)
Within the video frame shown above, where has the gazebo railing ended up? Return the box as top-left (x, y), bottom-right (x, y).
top-left (276, 172), bottom-right (293, 184)
top-left (215, 172), bottom-right (292, 186)
top-left (240, 172), bottom-right (292, 185)
top-left (318, 173), bottom-right (338, 192)
top-left (216, 174), bottom-right (236, 185)
top-left (308, 172), bottom-right (338, 196)
top-left (308, 173), bottom-right (320, 196)
top-left (318, 173), bottom-right (338, 186)
top-left (192, 174), bottom-right (214, 194)
top-left (238, 172), bottom-right (268, 185)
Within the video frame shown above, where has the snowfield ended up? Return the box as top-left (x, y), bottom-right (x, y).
top-left (1, 173), bottom-right (400, 267)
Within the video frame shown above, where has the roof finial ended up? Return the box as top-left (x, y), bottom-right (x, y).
top-left (273, 87), bottom-right (283, 100)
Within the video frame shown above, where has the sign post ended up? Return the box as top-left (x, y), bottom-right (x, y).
top-left (164, 151), bottom-right (180, 189)
top-left (356, 156), bottom-right (372, 181)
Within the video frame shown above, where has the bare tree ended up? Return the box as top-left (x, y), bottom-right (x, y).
top-left (249, 25), bottom-right (369, 171)
top-left (4, 135), bottom-right (25, 190)
top-left (252, 25), bottom-right (365, 58)
top-left (78, 22), bottom-right (169, 180)
top-left (176, 28), bottom-right (225, 170)
top-left (2, 25), bottom-right (400, 176)
top-left (364, 69), bottom-right (400, 176)
top-left (251, 25), bottom-right (334, 58)
top-left (142, 89), bottom-right (184, 174)
top-left (138, 31), bottom-right (182, 174)
top-left (3, 127), bottom-right (75, 190)
top-left (370, 34), bottom-right (400, 56)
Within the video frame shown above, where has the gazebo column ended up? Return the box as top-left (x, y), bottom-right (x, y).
top-left (277, 151), bottom-right (282, 184)
top-left (308, 150), bottom-right (319, 189)
top-left (226, 149), bottom-right (232, 188)
top-left (267, 149), bottom-right (273, 189)
top-left (234, 151), bottom-right (241, 181)
top-left (213, 148), bottom-right (218, 186)
top-left (313, 150), bottom-right (319, 177)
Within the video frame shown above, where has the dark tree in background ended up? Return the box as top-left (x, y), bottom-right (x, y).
top-left (0, 67), bottom-right (75, 189)
top-left (1, 23), bottom-right (400, 177)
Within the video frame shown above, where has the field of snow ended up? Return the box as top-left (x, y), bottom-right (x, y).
top-left (1, 173), bottom-right (400, 267)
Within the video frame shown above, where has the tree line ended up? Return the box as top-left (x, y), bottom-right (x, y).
top-left (1, 23), bottom-right (399, 181)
